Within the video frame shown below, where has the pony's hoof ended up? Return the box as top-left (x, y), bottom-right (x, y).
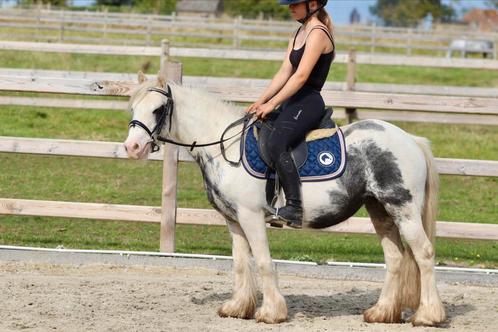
top-left (363, 303), bottom-right (402, 324)
top-left (218, 299), bottom-right (255, 319)
top-left (409, 304), bottom-right (446, 327)
top-left (255, 298), bottom-right (288, 324)
top-left (255, 307), bottom-right (287, 324)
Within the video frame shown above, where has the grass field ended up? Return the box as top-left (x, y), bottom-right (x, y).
top-left (1, 50), bottom-right (498, 87)
top-left (0, 49), bottom-right (497, 268)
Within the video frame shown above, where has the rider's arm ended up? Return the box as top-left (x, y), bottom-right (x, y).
top-left (266, 30), bottom-right (326, 107)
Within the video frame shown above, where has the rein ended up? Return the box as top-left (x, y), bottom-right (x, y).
top-left (129, 85), bottom-right (257, 166)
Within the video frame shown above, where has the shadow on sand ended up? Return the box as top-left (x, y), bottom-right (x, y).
top-left (191, 288), bottom-right (476, 327)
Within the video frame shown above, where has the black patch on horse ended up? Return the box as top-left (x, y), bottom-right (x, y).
top-left (308, 148), bottom-right (368, 228)
top-left (364, 140), bottom-right (413, 206)
top-left (307, 139), bottom-right (412, 228)
top-left (195, 155), bottom-right (238, 222)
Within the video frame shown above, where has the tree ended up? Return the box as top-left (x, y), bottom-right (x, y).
top-left (224, 0), bottom-right (290, 20)
top-left (370, 0), bottom-right (456, 27)
top-left (97, 0), bottom-right (131, 7)
top-left (486, 0), bottom-right (498, 9)
top-left (132, 0), bottom-right (175, 14)
top-left (96, 0), bottom-right (175, 14)
top-left (96, 0), bottom-right (132, 6)
top-left (18, 0), bottom-right (67, 6)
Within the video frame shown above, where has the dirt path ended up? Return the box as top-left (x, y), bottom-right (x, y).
top-left (1, 261), bottom-right (496, 332)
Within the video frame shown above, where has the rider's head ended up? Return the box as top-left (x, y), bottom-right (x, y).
top-left (279, 0), bottom-right (328, 24)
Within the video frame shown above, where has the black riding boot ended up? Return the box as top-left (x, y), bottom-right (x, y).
top-left (274, 152), bottom-right (303, 229)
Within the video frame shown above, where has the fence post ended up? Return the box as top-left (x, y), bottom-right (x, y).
top-left (345, 49), bottom-right (358, 123)
top-left (370, 23), bottom-right (376, 54)
top-left (159, 39), bottom-right (182, 253)
top-left (102, 7), bottom-right (108, 41)
top-left (233, 15), bottom-right (242, 48)
top-left (406, 28), bottom-right (412, 56)
top-left (59, 8), bottom-right (65, 42)
top-left (36, 2), bottom-right (42, 34)
top-left (494, 38), bottom-right (497, 60)
top-left (160, 39), bottom-right (170, 77)
top-left (146, 15), bottom-right (152, 46)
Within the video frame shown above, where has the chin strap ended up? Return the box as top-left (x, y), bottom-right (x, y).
top-left (297, 1), bottom-right (326, 24)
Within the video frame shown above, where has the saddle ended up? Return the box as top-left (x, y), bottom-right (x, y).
top-left (256, 107), bottom-right (336, 170)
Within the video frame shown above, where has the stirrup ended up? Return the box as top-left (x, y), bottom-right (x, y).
top-left (274, 205), bottom-right (303, 229)
top-left (263, 205), bottom-right (284, 228)
top-left (263, 206), bottom-right (302, 229)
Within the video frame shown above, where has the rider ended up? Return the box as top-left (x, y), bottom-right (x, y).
top-left (246, 0), bottom-right (334, 229)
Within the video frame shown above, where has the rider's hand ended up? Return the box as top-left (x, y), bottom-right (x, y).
top-left (245, 100), bottom-right (263, 114)
top-left (255, 101), bottom-right (276, 119)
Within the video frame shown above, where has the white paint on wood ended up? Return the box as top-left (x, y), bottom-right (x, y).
top-left (0, 198), bottom-right (497, 240)
top-left (2, 76), bottom-right (497, 116)
top-left (1, 137), bottom-right (496, 177)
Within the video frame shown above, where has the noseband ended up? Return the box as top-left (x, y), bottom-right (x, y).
top-left (128, 86), bottom-right (174, 153)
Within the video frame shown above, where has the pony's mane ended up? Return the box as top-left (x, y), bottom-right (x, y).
top-left (129, 79), bottom-right (237, 116)
top-left (175, 84), bottom-right (235, 114)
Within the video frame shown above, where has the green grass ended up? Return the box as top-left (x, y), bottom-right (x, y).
top-left (0, 219), bottom-right (496, 268)
top-left (1, 50), bottom-right (498, 87)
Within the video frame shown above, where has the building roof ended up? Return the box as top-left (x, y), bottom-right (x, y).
top-left (463, 9), bottom-right (498, 31)
top-left (176, 0), bottom-right (223, 13)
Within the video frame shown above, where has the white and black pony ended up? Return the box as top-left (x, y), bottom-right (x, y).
top-left (124, 73), bottom-right (446, 326)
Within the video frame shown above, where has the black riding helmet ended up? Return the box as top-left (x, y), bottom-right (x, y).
top-left (279, 0), bottom-right (328, 24)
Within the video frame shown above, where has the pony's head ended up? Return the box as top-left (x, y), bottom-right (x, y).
top-left (124, 72), bottom-right (173, 159)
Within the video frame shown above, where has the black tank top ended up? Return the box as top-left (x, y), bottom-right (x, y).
top-left (289, 26), bottom-right (335, 92)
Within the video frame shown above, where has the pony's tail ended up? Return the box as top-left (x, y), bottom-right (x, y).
top-left (400, 136), bottom-right (439, 309)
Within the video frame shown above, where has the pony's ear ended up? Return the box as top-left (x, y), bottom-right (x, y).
top-left (157, 72), bottom-right (167, 88)
top-left (138, 71), bottom-right (147, 84)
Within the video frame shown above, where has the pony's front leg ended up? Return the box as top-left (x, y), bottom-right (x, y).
top-left (237, 206), bottom-right (287, 324)
top-left (218, 220), bottom-right (257, 319)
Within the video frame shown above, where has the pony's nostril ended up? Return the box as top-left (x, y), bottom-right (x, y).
top-left (124, 144), bottom-right (128, 152)
top-left (132, 143), bottom-right (140, 151)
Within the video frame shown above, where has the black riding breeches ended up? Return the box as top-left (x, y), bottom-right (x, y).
top-left (266, 87), bottom-right (326, 163)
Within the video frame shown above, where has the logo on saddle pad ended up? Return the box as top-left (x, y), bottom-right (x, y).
top-left (318, 151), bottom-right (335, 167)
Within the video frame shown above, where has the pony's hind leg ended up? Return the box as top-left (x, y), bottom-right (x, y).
top-left (363, 199), bottom-right (404, 324)
top-left (237, 206), bottom-right (287, 324)
top-left (218, 220), bottom-right (257, 319)
top-left (398, 213), bottom-right (446, 326)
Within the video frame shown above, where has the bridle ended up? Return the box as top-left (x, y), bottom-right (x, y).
top-left (129, 86), bottom-right (174, 153)
top-left (128, 85), bottom-right (257, 166)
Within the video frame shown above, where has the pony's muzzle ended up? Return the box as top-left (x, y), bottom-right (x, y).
top-left (124, 139), bottom-right (147, 160)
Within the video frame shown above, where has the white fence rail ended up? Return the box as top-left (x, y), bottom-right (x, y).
top-left (1, 67), bottom-right (497, 126)
top-left (2, 40), bottom-right (498, 70)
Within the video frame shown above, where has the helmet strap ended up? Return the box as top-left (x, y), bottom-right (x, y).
top-left (297, 1), bottom-right (325, 24)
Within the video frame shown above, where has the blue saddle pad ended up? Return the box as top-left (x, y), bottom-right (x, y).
top-left (242, 126), bottom-right (347, 182)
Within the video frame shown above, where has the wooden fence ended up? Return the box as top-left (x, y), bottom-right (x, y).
top-left (1, 40), bottom-right (498, 125)
top-left (2, 40), bottom-right (498, 70)
top-left (1, 6), bottom-right (497, 58)
top-left (1, 40), bottom-right (498, 252)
